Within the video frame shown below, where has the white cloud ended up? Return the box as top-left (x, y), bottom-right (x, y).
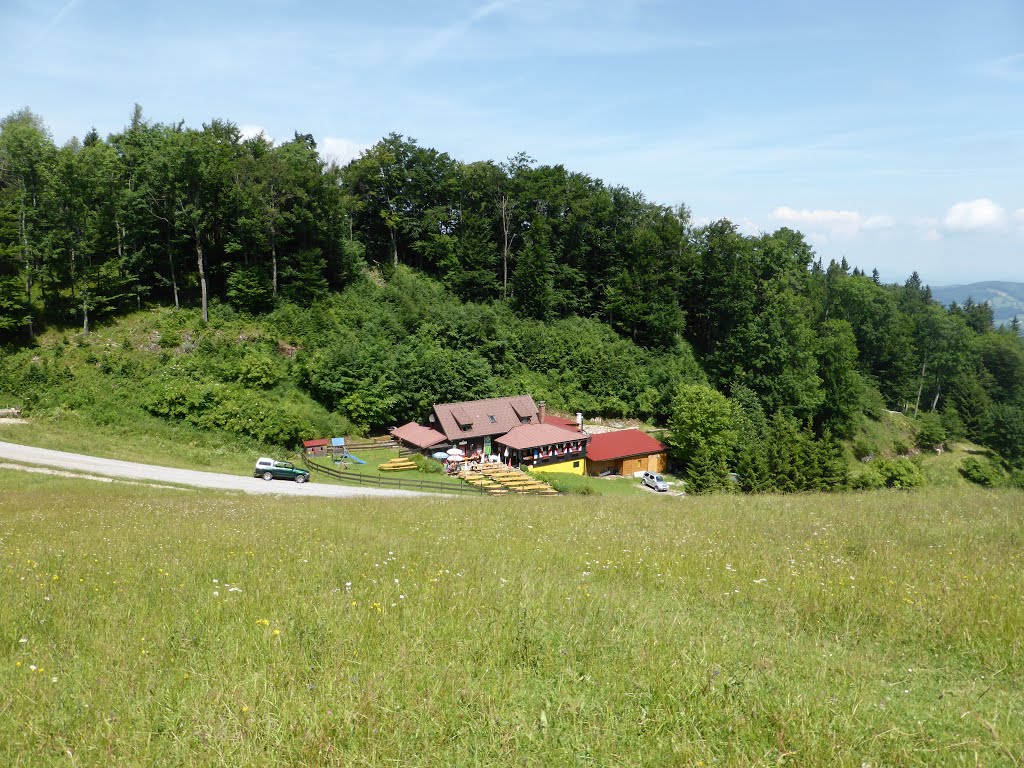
top-left (238, 124), bottom-right (270, 142)
top-left (736, 217), bottom-right (760, 236)
top-left (770, 206), bottom-right (893, 238)
top-left (320, 137), bottom-right (372, 166)
top-left (942, 198), bottom-right (1006, 232)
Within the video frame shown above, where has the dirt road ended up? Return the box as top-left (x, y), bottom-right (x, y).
top-left (0, 440), bottom-right (428, 499)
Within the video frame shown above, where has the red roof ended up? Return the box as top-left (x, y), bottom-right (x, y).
top-left (544, 414), bottom-right (580, 430)
top-left (390, 422), bottom-right (447, 449)
top-left (495, 423), bottom-right (587, 451)
top-left (585, 429), bottom-right (666, 461)
top-left (432, 395), bottom-right (538, 441)
top-left (303, 438), bottom-right (330, 448)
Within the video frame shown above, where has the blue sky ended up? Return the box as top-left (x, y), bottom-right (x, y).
top-left (3, 0), bottom-right (1022, 285)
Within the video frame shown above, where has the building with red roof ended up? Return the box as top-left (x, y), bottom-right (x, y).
top-left (494, 422), bottom-right (589, 473)
top-left (389, 396), bottom-right (590, 473)
top-left (302, 438), bottom-right (330, 456)
top-left (585, 429), bottom-right (667, 477)
top-left (390, 422), bottom-right (447, 450)
top-left (430, 395), bottom-right (539, 447)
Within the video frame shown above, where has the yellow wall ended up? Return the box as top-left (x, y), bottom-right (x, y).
top-left (527, 458), bottom-right (585, 475)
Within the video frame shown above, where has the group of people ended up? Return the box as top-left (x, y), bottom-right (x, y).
top-left (444, 452), bottom-right (504, 474)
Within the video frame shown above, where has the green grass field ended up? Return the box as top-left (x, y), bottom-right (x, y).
top-left (2, 473), bottom-right (1021, 766)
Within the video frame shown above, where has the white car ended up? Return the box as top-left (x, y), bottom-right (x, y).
top-left (641, 471), bottom-right (669, 492)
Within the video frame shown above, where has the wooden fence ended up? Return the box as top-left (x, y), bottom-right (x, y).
top-left (301, 456), bottom-right (486, 495)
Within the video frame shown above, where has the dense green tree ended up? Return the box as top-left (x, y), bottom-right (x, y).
top-left (0, 108), bottom-right (55, 336)
top-left (666, 383), bottom-right (738, 470)
top-left (987, 404), bottom-right (1024, 469)
top-left (815, 319), bottom-right (866, 438)
top-left (715, 279), bottom-right (823, 421)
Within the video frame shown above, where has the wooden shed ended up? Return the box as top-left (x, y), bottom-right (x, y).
top-left (585, 429), bottom-right (667, 477)
top-left (302, 438), bottom-right (330, 456)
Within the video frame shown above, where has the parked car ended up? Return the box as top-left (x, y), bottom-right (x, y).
top-left (641, 471), bottom-right (669, 492)
top-left (254, 457), bottom-right (309, 483)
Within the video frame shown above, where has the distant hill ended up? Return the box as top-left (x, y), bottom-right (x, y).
top-left (930, 281), bottom-right (1024, 329)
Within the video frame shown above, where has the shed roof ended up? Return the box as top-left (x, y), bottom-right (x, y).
top-left (432, 395), bottom-right (539, 441)
top-left (585, 429), bottom-right (666, 461)
top-left (303, 438), bottom-right (329, 448)
top-left (495, 423), bottom-right (587, 451)
top-left (390, 422), bottom-right (447, 449)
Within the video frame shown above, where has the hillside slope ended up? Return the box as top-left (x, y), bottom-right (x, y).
top-left (931, 281), bottom-right (1024, 328)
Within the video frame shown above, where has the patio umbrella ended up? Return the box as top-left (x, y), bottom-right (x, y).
top-left (431, 451), bottom-right (449, 460)
top-left (446, 447), bottom-right (465, 456)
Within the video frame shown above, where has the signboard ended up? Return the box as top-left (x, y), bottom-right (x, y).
top-left (483, 437), bottom-right (491, 455)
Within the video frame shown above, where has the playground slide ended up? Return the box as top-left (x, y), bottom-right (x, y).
top-left (342, 452), bottom-right (367, 465)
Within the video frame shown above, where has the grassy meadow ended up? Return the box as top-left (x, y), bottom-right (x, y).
top-left (2, 473), bottom-right (1022, 766)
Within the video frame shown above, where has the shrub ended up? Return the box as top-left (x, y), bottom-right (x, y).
top-left (852, 439), bottom-right (876, 461)
top-left (532, 473), bottom-right (594, 495)
top-left (408, 453), bottom-right (444, 474)
top-left (873, 457), bottom-right (923, 489)
top-left (850, 466), bottom-right (885, 490)
top-left (959, 457), bottom-right (1005, 487)
top-left (892, 439), bottom-right (911, 457)
top-left (915, 412), bottom-right (947, 452)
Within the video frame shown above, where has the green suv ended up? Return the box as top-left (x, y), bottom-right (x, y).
top-left (254, 457), bottom-right (310, 483)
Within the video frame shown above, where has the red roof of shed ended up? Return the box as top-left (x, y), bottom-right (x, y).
top-left (585, 429), bottom-right (666, 461)
top-left (303, 438), bottom-right (330, 448)
top-left (390, 422), bottom-right (447, 449)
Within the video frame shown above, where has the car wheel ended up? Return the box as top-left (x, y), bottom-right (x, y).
top-left (263, 471), bottom-right (274, 481)
top-left (294, 474), bottom-right (307, 484)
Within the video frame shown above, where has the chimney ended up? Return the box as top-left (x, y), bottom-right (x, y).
top-left (538, 401), bottom-right (546, 424)
top-left (576, 412), bottom-right (583, 429)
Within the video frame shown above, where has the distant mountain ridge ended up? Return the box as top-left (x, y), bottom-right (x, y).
top-left (929, 281), bottom-right (1024, 329)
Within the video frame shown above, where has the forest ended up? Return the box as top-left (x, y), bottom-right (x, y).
top-left (2, 106), bottom-right (1023, 492)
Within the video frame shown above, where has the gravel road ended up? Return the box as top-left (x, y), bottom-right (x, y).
top-left (0, 440), bottom-right (428, 499)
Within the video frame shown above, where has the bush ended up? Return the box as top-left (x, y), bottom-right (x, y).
top-left (408, 453), bottom-right (444, 474)
top-left (850, 466), bottom-right (885, 490)
top-left (915, 412), bottom-right (947, 452)
top-left (143, 378), bottom-right (346, 448)
top-left (959, 457), bottom-right (1005, 487)
top-left (852, 439), bottom-right (876, 461)
top-left (892, 439), bottom-right (911, 457)
top-left (873, 457), bottom-right (923, 489)
top-left (532, 473), bottom-right (594, 495)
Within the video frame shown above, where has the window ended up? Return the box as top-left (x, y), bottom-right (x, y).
top-left (488, 415), bottom-right (497, 424)
top-left (520, 417), bottom-right (530, 424)
top-left (573, 461), bottom-right (580, 468)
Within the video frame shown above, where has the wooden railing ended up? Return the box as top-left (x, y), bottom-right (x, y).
top-left (341, 439), bottom-right (397, 451)
top-left (301, 456), bottom-right (486, 495)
